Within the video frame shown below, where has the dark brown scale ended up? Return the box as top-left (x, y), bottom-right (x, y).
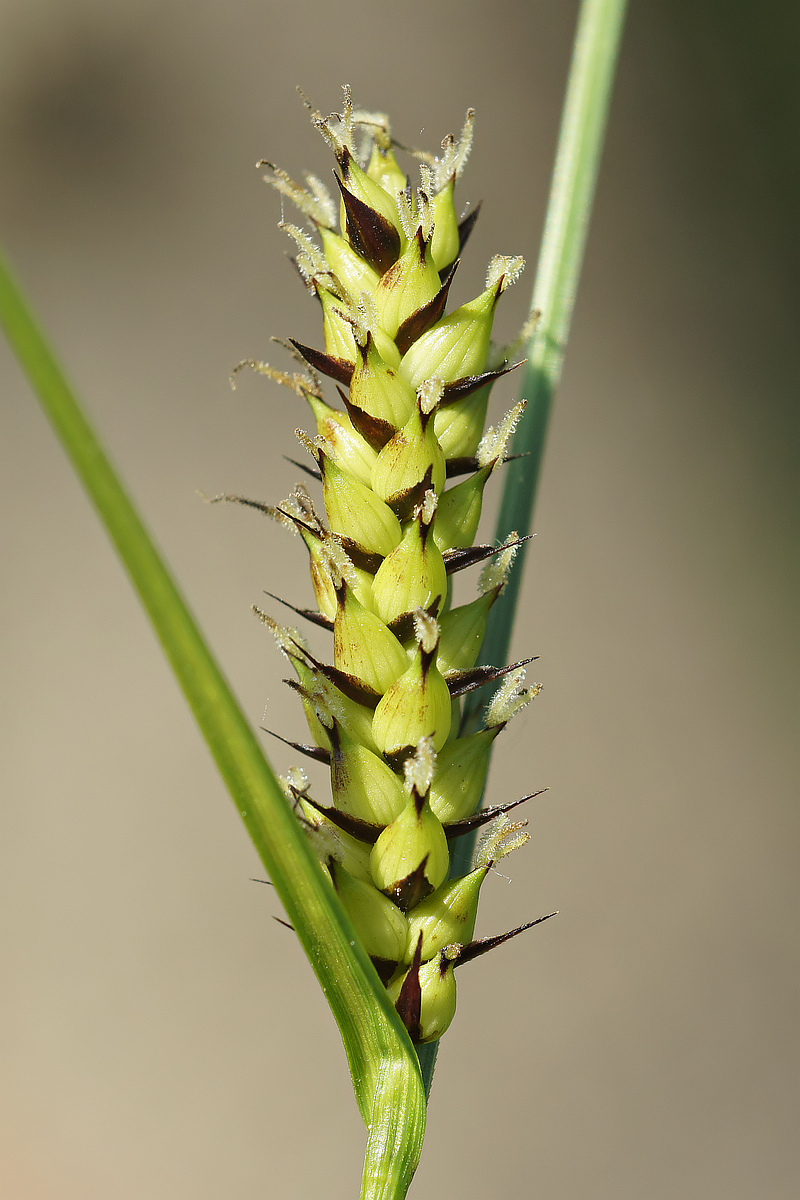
top-left (301, 795), bottom-right (383, 845)
top-left (394, 935), bottom-right (423, 1041)
top-left (386, 597), bottom-right (441, 643)
top-left (335, 169), bottom-right (401, 274)
top-left (372, 957), bottom-right (399, 986)
top-left (445, 452), bottom-right (526, 478)
top-left (453, 913), bottom-right (557, 968)
top-left (442, 790), bottom-right (547, 839)
top-left (443, 534), bottom-right (532, 575)
top-left (293, 645), bottom-right (383, 709)
top-left (283, 456), bottom-right (322, 482)
top-left (394, 263), bottom-right (457, 355)
top-left (444, 657), bottom-right (538, 698)
top-left (289, 339), bottom-right (354, 386)
top-left (337, 538), bottom-right (385, 575)
top-left (439, 360), bottom-right (522, 406)
top-left (386, 861), bottom-right (435, 912)
top-left (262, 591), bottom-right (334, 631)
top-left (262, 727), bottom-right (331, 765)
top-left (384, 463), bottom-right (436, 523)
top-left (382, 744), bottom-right (419, 773)
top-left (337, 385), bottom-right (396, 450)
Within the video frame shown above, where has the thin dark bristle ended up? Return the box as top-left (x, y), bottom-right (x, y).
top-left (263, 592), bottom-right (334, 631)
top-left (284, 456), bottom-right (322, 482)
top-left (455, 913), bottom-right (559, 968)
top-left (444, 789), bottom-right (548, 838)
top-left (445, 657), bottom-right (538, 698)
top-left (261, 727), bottom-right (331, 765)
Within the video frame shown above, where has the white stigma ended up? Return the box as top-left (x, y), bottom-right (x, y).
top-left (479, 533), bottom-right (520, 595)
top-left (417, 488), bottom-right (439, 527)
top-left (404, 736), bottom-right (437, 797)
top-left (486, 667), bottom-right (541, 727)
top-left (319, 536), bottom-right (358, 591)
top-left (475, 815), bottom-right (530, 869)
top-left (418, 377), bottom-right (445, 416)
top-left (413, 608), bottom-right (440, 655)
top-left (433, 108), bottom-right (475, 190)
top-left (485, 254), bottom-right (526, 292)
top-left (477, 400), bottom-right (526, 469)
top-left (260, 163), bottom-right (336, 228)
top-left (279, 765), bottom-right (310, 799)
top-left (254, 610), bottom-right (306, 660)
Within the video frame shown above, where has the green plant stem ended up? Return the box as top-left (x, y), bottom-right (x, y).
top-left (438, 0), bottom-right (629, 1089)
top-left (0, 249), bottom-right (424, 1200)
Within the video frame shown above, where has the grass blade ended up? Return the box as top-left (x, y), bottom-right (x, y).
top-left (441, 0), bottom-right (630, 1083)
top-left (483, 0), bottom-right (628, 709)
top-left (0, 247), bottom-right (425, 1200)
top-left (458, 0), bottom-right (628, 789)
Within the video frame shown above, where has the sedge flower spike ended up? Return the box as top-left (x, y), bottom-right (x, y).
top-left (247, 91), bottom-right (550, 1044)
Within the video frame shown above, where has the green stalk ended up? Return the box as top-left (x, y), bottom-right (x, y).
top-left (0, 248), bottom-right (425, 1200)
top-left (441, 0), bottom-right (629, 1079)
top-left (458, 0), bottom-right (628, 803)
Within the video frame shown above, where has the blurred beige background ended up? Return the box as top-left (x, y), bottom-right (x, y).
top-left (1, 1), bottom-right (797, 1197)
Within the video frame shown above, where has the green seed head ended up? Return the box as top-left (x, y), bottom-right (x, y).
top-left (399, 255), bottom-right (524, 390)
top-left (349, 333), bottom-right (416, 428)
top-left (428, 179), bottom-right (460, 272)
top-left (372, 612), bottom-right (452, 758)
top-left (369, 740), bottom-right (449, 909)
top-left (319, 226), bottom-right (380, 302)
top-left (432, 386), bottom-right (491, 459)
top-left (433, 465), bottom-right (492, 551)
top-left (330, 726), bottom-right (406, 825)
top-left (436, 590), bottom-right (495, 674)
top-left (374, 229), bottom-right (442, 341)
top-left (371, 494), bottom-right (447, 626)
top-left (428, 727), bottom-right (499, 823)
top-left (388, 947), bottom-right (460, 1042)
top-left (399, 291), bottom-right (495, 390)
top-left (306, 393), bottom-right (377, 486)
top-left (320, 451), bottom-right (403, 559)
top-left (330, 860), bottom-right (409, 965)
top-left (365, 137), bottom-right (408, 196)
top-left (317, 284), bottom-right (359, 362)
top-left (405, 865), bottom-right (488, 962)
top-left (257, 95), bottom-right (541, 1047)
top-left (333, 583), bottom-right (408, 694)
top-left (370, 393), bottom-right (446, 509)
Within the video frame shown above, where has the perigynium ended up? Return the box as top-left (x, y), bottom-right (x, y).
top-left (225, 88), bottom-right (555, 1046)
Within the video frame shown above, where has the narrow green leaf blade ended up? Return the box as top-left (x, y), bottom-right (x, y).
top-left (485, 0), bottom-right (629, 672)
top-left (441, 0), bottom-right (629, 1093)
top-left (457, 0), bottom-right (629, 759)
